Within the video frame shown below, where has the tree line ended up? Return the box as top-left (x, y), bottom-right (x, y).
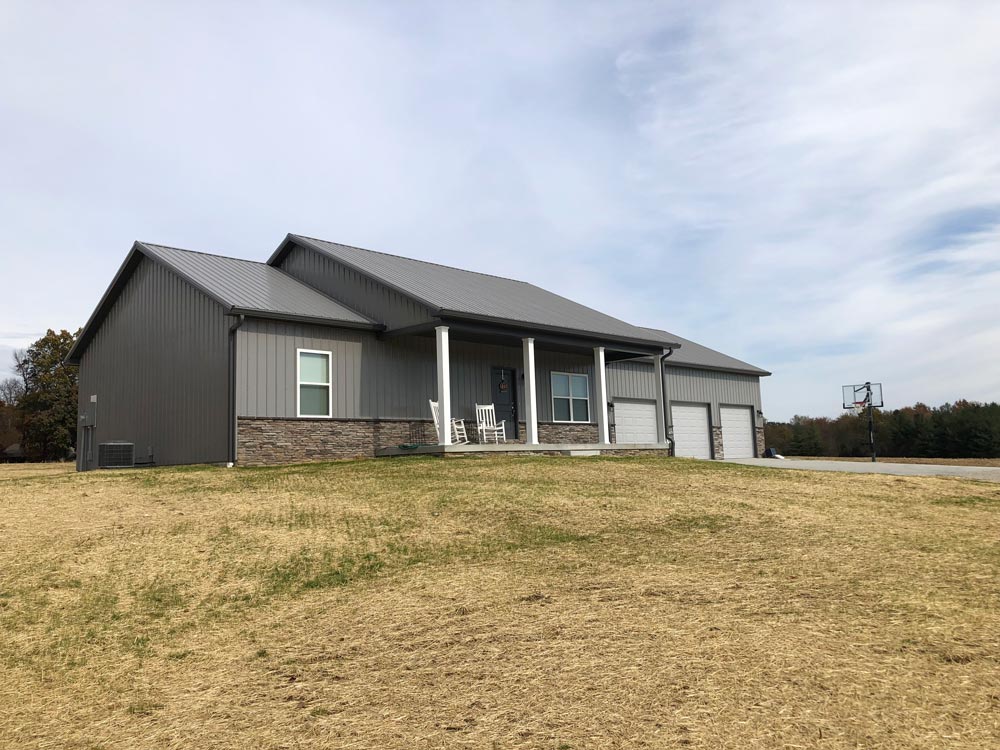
top-left (765, 401), bottom-right (1000, 458)
top-left (1, 329), bottom-right (79, 462)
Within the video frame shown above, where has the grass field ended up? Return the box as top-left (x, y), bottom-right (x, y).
top-left (2, 457), bottom-right (999, 749)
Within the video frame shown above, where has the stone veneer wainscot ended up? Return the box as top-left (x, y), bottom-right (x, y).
top-left (238, 418), bottom-right (611, 465)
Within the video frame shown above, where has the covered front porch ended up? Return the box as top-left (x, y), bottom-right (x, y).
top-left (385, 317), bottom-right (673, 453)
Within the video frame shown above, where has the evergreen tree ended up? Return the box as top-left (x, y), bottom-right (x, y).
top-left (14, 329), bottom-right (80, 461)
top-left (787, 421), bottom-right (823, 455)
top-left (763, 401), bottom-right (1000, 459)
top-left (763, 421), bottom-right (793, 453)
top-left (913, 413), bottom-right (937, 457)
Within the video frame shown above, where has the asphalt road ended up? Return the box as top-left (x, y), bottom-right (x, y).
top-left (723, 458), bottom-right (1000, 483)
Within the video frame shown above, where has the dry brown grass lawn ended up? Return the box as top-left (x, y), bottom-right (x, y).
top-left (1, 456), bottom-right (998, 749)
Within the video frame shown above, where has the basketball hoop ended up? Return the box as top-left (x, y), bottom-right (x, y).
top-left (841, 381), bottom-right (884, 463)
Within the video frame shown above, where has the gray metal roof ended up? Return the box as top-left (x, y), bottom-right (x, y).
top-left (139, 243), bottom-right (375, 326)
top-left (67, 241), bottom-right (379, 364)
top-left (639, 327), bottom-right (770, 375)
top-left (69, 234), bottom-right (769, 378)
top-left (281, 235), bottom-right (676, 347)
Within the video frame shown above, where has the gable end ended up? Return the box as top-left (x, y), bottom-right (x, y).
top-left (271, 238), bottom-right (436, 330)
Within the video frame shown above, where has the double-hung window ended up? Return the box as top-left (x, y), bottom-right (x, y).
top-left (551, 372), bottom-right (590, 422)
top-left (297, 349), bottom-right (332, 418)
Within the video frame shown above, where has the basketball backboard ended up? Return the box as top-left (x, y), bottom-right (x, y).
top-left (842, 382), bottom-right (883, 409)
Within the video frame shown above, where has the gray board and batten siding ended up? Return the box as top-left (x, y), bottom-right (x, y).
top-left (666, 366), bottom-right (762, 426)
top-left (236, 318), bottom-right (598, 425)
top-left (276, 242), bottom-right (436, 331)
top-left (607, 360), bottom-right (763, 427)
top-left (605, 360), bottom-right (659, 401)
top-left (75, 255), bottom-right (231, 469)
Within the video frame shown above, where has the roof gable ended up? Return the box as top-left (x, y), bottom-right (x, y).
top-left (67, 242), bottom-right (378, 364)
top-left (271, 234), bottom-right (679, 347)
top-left (139, 244), bottom-right (376, 325)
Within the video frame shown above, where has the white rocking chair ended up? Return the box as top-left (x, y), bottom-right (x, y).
top-left (476, 403), bottom-right (507, 444)
top-left (429, 400), bottom-right (469, 444)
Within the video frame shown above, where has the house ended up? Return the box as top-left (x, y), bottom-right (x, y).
top-left (1, 442), bottom-right (25, 463)
top-left (66, 235), bottom-right (769, 470)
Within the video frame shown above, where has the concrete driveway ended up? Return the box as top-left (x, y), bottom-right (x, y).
top-left (724, 458), bottom-right (1000, 483)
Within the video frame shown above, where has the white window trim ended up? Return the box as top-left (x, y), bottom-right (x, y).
top-left (296, 348), bottom-right (333, 418)
top-left (550, 371), bottom-right (591, 423)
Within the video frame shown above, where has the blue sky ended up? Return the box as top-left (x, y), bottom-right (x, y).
top-left (2, 1), bottom-right (999, 420)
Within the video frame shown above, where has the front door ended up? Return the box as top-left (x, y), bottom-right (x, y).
top-left (491, 367), bottom-right (518, 439)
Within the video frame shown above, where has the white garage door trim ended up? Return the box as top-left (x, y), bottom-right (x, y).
top-left (613, 399), bottom-right (658, 444)
top-left (720, 405), bottom-right (755, 459)
top-left (670, 403), bottom-right (712, 459)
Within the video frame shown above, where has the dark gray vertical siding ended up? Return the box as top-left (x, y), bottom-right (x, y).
top-left (237, 319), bottom-right (367, 418)
top-left (606, 360), bottom-right (658, 400)
top-left (368, 335), bottom-right (437, 418)
top-left (608, 360), bottom-right (762, 426)
top-left (237, 321), bottom-right (436, 419)
top-left (76, 257), bottom-right (230, 468)
top-left (664, 366), bottom-right (762, 425)
top-left (279, 244), bottom-right (433, 329)
top-left (237, 322), bottom-right (597, 423)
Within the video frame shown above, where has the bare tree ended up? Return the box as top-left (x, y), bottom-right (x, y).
top-left (0, 377), bottom-right (24, 406)
top-left (12, 349), bottom-right (28, 386)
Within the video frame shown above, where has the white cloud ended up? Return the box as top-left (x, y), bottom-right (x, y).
top-left (610, 1), bottom-right (1000, 416)
top-left (1, 1), bottom-right (998, 415)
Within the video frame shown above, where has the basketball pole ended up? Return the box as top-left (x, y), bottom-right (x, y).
top-left (865, 381), bottom-right (876, 463)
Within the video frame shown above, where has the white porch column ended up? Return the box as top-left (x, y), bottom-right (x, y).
top-left (522, 337), bottom-right (539, 444)
top-left (654, 351), bottom-right (667, 444)
top-left (435, 325), bottom-right (452, 445)
top-left (594, 346), bottom-right (610, 444)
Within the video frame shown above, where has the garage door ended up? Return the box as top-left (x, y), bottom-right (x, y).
top-left (614, 399), bottom-right (658, 443)
top-left (670, 403), bottom-right (712, 459)
top-left (720, 406), bottom-right (755, 459)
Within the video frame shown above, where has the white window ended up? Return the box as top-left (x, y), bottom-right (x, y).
top-left (296, 349), bottom-right (332, 418)
top-left (551, 372), bottom-right (590, 423)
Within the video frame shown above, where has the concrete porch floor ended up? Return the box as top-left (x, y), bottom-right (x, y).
top-left (375, 442), bottom-right (671, 457)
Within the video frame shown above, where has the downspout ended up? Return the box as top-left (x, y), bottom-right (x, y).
top-left (227, 314), bottom-right (245, 467)
top-left (660, 347), bottom-right (676, 455)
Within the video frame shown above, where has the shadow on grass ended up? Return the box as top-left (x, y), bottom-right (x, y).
top-left (932, 494), bottom-right (1000, 509)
